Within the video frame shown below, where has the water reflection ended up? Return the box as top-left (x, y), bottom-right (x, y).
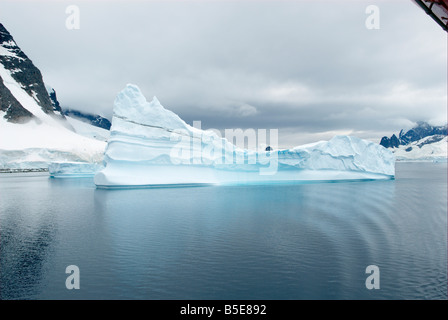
top-left (0, 163), bottom-right (445, 299)
top-left (92, 179), bottom-right (398, 299)
top-left (0, 177), bottom-right (57, 300)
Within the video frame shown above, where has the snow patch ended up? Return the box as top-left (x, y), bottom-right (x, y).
top-left (0, 114), bottom-right (106, 169)
top-left (394, 136), bottom-right (447, 161)
top-left (0, 45), bottom-right (24, 61)
top-left (31, 90), bottom-right (40, 103)
top-left (66, 116), bottom-right (110, 142)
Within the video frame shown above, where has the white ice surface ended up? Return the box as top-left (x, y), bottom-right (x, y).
top-left (0, 65), bottom-right (107, 169)
top-left (0, 118), bottom-right (106, 169)
top-left (94, 84), bottom-right (395, 187)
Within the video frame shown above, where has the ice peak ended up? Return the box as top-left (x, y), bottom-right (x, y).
top-left (113, 84), bottom-right (148, 117)
top-left (111, 84), bottom-right (188, 131)
top-left (122, 83), bottom-right (148, 104)
top-left (149, 96), bottom-right (162, 108)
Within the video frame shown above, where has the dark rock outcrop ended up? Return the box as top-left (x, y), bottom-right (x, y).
top-left (380, 134), bottom-right (400, 148)
top-left (0, 75), bottom-right (34, 123)
top-left (63, 109), bottom-right (111, 130)
top-left (380, 122), bottom-right (447, 149)
top-left (45, 86), bottom-right (66, 118)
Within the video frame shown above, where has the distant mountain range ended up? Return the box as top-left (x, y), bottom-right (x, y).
top-left (62, 108), bottom-right (111, 130)
top-left (380, 122), bottom-right (447, 161)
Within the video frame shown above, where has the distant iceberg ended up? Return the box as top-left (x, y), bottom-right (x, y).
top-left (49, 162), bottom-right (104, 178)
top-left (94, 84), bottom-right (395, 188)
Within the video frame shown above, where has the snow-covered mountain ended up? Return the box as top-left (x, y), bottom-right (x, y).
top-left (0, 23), bottom-right (106, 170)
top-left (380, 122), bottom-right (447, 161)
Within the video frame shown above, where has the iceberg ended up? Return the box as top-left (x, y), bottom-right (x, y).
top-left (94, 84), bottom-right (395, 188)
top-left (49, 162), bottom-right (104, 178)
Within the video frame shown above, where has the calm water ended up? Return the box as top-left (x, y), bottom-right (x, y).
top-left (0, 162), bottom-right (446, 300)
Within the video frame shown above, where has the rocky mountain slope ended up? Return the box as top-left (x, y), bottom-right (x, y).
top-left (0, 23), bottom-right (106, 170)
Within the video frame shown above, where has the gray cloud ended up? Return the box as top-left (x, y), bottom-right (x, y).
top-left (0, 0), bottom-right (446, 147)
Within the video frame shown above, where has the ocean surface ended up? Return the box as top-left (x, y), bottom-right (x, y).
top-left (0, 162), bottom-right (446, 300)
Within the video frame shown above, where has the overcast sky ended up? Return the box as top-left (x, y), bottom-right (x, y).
top-left (0, 0), bottom-right (446, 147)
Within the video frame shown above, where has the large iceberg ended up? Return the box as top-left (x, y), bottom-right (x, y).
top-left (94, 84), bottom-right (395, 188)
